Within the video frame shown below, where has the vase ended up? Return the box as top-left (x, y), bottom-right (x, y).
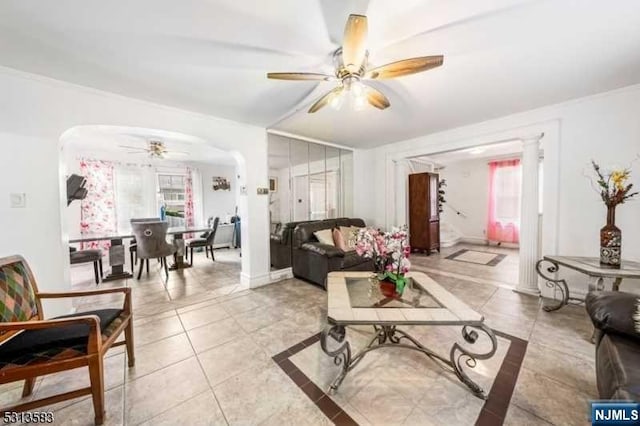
top-left (376, 274), bottom-right (407, 297)
top-left (600, 205), bottom-right (621, 269)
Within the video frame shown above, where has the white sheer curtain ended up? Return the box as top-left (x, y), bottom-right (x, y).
top-left (190, 167), bottom-right (204, 226)
top-left (113, 165), bottom-right (157, 231)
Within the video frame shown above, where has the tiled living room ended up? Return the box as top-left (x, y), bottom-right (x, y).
top-left (1, 1), bottom-right (640, 426)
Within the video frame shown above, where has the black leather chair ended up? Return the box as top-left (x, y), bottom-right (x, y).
top-left (292, 218), bottom-right (373, 288)
top-left (586, 291), bottom-right (640, 401)
top-left (185, 217), bottom-right (220, 265)
top-left (270, 220), bottom-right (313, 269)
top-left (69, 249), bottom-right (103, 285)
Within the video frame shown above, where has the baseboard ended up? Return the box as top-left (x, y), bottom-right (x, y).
top-left (270, 268), bottom-right (293, 282)
top-left (240, 272), bottom-right (271, 288)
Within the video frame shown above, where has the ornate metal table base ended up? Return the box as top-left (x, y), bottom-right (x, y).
top-left (536, 258), bottom-right (624, 312)
top-left (320, 323), bottom-right (497, 399)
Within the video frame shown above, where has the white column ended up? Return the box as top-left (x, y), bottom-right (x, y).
top-left (515, 135), bottom-right (542, 295)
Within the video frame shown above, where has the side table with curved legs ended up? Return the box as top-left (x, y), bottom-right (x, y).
top-left (535, 256), bottom-right (640, 312)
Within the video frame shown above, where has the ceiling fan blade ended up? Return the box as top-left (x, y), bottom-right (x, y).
top-left (267, 72), bottom-right (335, 81)
top-left (342, 14), bottom-right (368, 73)
top-left (126, 151), bottom-right (147, 154)
top-left (365, 86), bottom-right (390, 110)
top-left (119, 145), bottom-right (146, 151)
top-left (308, 87), bottom-right (344, 113)
top-left (365, 55), bottom-right (443, 80)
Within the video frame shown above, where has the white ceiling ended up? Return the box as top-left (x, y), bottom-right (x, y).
top-left (63, 126), bottom-right (236, 164)
top-left (2, 1), bottom-right (640, 148)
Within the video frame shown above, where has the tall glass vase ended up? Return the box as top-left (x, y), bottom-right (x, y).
top-left (600, 205), bottom-right (621, 268)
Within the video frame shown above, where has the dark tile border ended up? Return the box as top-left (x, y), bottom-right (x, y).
top-left (274, 329), bottom-right (527, 426)
top-left (272, 333), bottom-right (358, 424)
top-left (446, 248), bottom-right (508, 267)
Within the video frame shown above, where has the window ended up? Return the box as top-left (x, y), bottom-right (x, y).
top-left (158, 174), bottom-right (186, 217)
top-left (487, 159), bottom-right (521, 243)
top-left (115, 168), bottom-right (147, 232)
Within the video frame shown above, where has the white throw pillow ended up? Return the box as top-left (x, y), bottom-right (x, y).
top-left (314, 229), bottom-right (335, 246)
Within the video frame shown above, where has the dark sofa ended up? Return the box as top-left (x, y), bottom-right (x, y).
top-left (586, 291), bottom-right (640, 400)
top-left (292, 218), bottom-right (373, 287)
top-left (270, 220), bottom-right (312, 269)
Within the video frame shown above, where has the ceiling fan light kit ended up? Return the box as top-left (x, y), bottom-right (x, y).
top-left (267, 14), bottom-right (443, 113)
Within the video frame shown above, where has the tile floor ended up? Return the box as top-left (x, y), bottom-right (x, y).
top-left (0, 244), bottom-right (597, 425)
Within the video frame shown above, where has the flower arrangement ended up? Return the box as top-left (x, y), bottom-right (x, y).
top-left (355, 225), bottom-right (411, 294)
top-left (589, 160), bottom-right (638, 267)
top-left (590, 161), bottom-right (638, 207)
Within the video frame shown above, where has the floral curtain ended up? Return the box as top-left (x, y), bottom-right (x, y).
top-left (487, 159), bottom-right (521, 244)
top-left (184, 167), bottom-right (195, 238)
top-left (80, 159), bottom-right (117, 250)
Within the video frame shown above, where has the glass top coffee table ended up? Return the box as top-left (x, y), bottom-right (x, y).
top-left (321, 271), bottom-right (497, 399)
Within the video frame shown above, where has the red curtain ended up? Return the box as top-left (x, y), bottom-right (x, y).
top-left (487, 159), bottom-right (521, 244)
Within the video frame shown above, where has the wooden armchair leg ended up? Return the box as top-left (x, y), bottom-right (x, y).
top-left (21, 377), bottom-right (36, 398)
top-left (88, 356), bottom-right (105, 425)
top-left (124, 321), bottom-right (135, 368)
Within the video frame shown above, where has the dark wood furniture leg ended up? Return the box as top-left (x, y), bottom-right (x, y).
top-left (22, 378), bottom-right (36, 397)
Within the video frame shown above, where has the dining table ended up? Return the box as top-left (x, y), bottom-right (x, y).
top-left (69, 225), bottom-right (211, 282)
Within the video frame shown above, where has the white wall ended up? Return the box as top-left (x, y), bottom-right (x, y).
top-left (0, 67), bottom-right (270, 317)
top-left (199, 163), bottom-right (238, 224)
top-left (355, 84), bottom-right (640, 296)
top-left (439, 158), bottom-right (492, 242)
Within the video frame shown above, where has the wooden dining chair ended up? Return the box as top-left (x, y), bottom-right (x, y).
top-left (0, 255), bottom-right (134, 425)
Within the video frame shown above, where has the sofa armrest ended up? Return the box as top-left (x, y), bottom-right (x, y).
top-left (586, 291), bottom-right (640, 341)
top-left (300, 242), bottom-right (345, 258)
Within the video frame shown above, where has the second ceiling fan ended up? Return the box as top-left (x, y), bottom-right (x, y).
top-left (267, 14), bottom-right (443, 113)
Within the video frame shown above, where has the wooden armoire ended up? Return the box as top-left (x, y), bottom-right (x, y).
top-left (408, 172), bottom-right (440, 254)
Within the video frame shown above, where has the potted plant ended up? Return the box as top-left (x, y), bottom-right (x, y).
top-left (354, 225), bottom-right (411, 294)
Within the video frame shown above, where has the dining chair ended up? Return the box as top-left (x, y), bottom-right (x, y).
top-left (185, 217), bottom-right (220, 265)
top-left (131, 221), bottom-right (176, 279)
top-left (69, 248), bottom-right (103, 285)
top-left (0, 255), bottom-right (134, 425)
top-left (128, 218), bottom-right (161, 273)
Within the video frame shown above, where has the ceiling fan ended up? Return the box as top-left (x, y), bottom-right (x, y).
top-left (118, 140), bottom-right (188, 159)
top-left (267, 14), bottom-right (443, 113)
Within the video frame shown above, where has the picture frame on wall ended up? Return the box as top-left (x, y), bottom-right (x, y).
top-left (269, 177), bottom-right (278, 192)
top-left (212, 176), bottom-right (231, 191)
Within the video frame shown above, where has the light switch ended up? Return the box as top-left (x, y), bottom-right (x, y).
top-left (9, 193), bottom-right (26, 208)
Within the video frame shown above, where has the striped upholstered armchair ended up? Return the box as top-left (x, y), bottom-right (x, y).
top-left (0, 255), bottom-right (134, 425)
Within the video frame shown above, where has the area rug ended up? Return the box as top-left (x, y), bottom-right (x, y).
top-left (273, 327), bottom-right (527, 425)
top-left (446, 249), bottom-right (507, 267)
